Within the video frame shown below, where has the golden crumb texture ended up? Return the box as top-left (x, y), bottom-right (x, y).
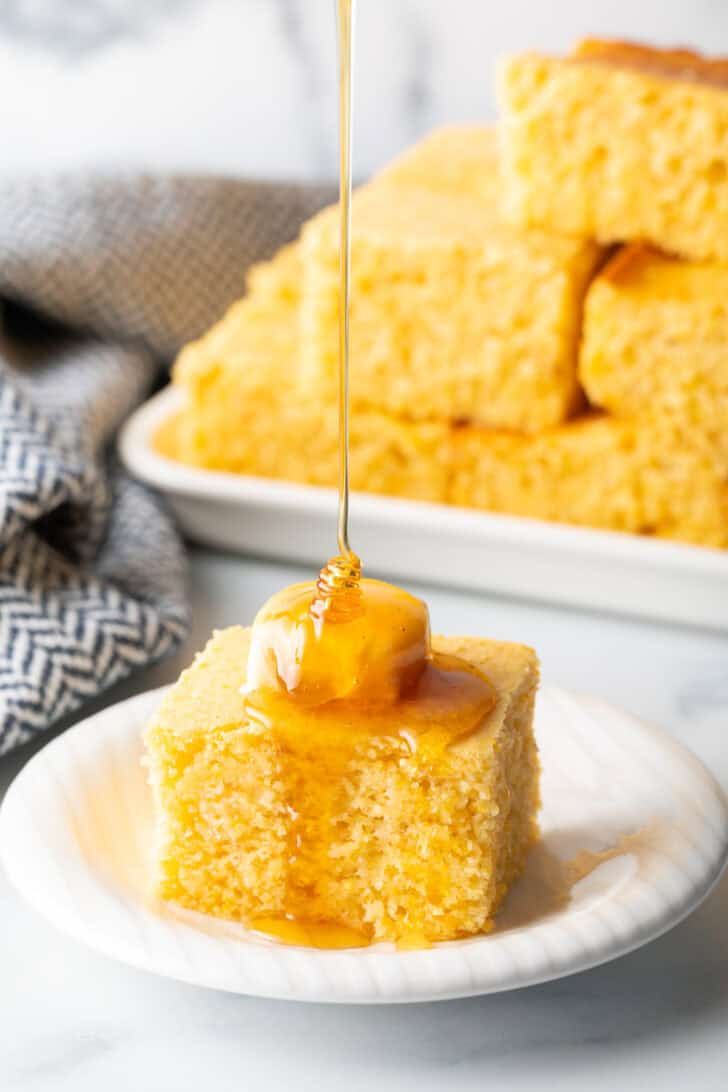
top-left (451, 414), bottom-right (728, 548)
top-left (161, 244), bottom-right (449, 502)
top-left (300, 126), bottom-right (600, 432)
top-left (144, 626), bottom-right (540, 943)
top-left (497, 39), bottom-right (728, 261)
top-left (580, 243), bottom-right (728, 473)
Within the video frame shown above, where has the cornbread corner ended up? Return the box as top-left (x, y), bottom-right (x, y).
top-left (299, 126), bottom-right (601, 432)
top-left (580, 244), bottom-right (728, 471)
top-left (158, 244), bottom-right (449, 503)
top-left (373, 123), bottom-right (504, 201)
top-left (497, 39), bottom-right (728, 261)
top-left (451, 414), bottom-right (728, 548)
top-left (144, 626), bottom-right (540, 943)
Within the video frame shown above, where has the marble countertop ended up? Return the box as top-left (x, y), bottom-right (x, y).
top-left (2, 547), bottom-right (728, 1091)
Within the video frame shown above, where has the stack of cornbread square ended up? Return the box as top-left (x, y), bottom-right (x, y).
top-left (158, 40), bottom-right (728, 548)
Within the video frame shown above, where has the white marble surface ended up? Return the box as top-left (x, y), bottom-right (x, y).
top-left (0, 0), bottom-right (726, 181)
top-left (2, 548), bottom-right (728, 1090)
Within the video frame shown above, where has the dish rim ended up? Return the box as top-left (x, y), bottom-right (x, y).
top-left (119, 386), bottom-right (728, 578)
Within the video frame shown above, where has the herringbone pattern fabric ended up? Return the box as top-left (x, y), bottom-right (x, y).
top-left (0, 173), bottom-right (334, 754)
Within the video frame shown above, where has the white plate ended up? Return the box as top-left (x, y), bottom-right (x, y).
top-left (119, 387), bottom-right (728, 631)
top-left (2, 685), bottom-right (726, 1003)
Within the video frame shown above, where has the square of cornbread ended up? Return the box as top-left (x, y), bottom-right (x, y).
top-left (580, 244), bottom-right (728, 473)
top-left (451, 414), bottom-right (728, 548)
top-left (144, 626), bottom-right (540, 943)
top-left (299, 127), bottom-right (600, 432)
top-left (157, 243), bottom-right (449, 502)
top-left (498, 39), bottom-right (728, 262)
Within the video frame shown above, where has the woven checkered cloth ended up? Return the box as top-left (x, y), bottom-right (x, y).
top-left (0, 174), bottom-right (334, 755)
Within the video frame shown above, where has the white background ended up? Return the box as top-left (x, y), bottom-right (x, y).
top-left (0, 0), bottom-right (725, 181)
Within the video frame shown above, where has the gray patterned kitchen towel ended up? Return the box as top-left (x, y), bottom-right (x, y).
top-left (0, 173), bottom-right (335, 755)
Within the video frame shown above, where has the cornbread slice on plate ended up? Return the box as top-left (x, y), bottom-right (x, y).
top-left (498, 39), bottom-right (728, 262)
top-left (144, 626), bottom-right (540, 944)
top-left (299, 127), bottom-right (600, 432)
top-left (580, 244), bottom-right (728, 472)
top-left (451, 414), bottom-right (728, 548)
top-left (157, 245), bottom-right (449, 502)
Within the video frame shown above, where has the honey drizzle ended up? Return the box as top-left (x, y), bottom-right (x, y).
top-left (335, 0), bottom-right (355, 563)
top-left (312, 553), bottom-right (362, 624)
top-left (304, 0), bottom-right (360, 627)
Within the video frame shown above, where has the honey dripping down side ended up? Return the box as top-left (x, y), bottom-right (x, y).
top-left (241, 565), bottom-right (498, 951)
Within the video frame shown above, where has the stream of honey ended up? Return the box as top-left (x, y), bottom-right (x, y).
top-left (241, 0), bottom-right (494, 950)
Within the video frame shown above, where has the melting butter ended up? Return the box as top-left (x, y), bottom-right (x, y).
top-left (242, 569), bottom-right (497, 753)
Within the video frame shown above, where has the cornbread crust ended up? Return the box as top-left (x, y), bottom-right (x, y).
top-left (144, 626), bottom-right (540, 943)
top-left (161, 245), bottom-right (449, 502)
top-left (571, 39), bottom-right (728, 89)
top-left (498, 40), bottom-right (728, 261)
top-left (300, 127), bottom-right (600, 432)
top-left (174, 242), bottom-right (301, 390)
top-left (580, 244), bottom-right (728, 473)
top-left (451, 414), bottom-right (728, 548)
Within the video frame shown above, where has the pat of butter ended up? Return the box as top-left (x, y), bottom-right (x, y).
top-left (243, 577), bottom-right (430, 707)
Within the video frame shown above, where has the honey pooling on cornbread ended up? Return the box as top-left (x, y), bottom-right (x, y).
top-left (144, 570), bottom-right (540, 945)
top-left (234, 554), bottom-right (537, 946)
top-left (244, 559), bottom-right (496, 751)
